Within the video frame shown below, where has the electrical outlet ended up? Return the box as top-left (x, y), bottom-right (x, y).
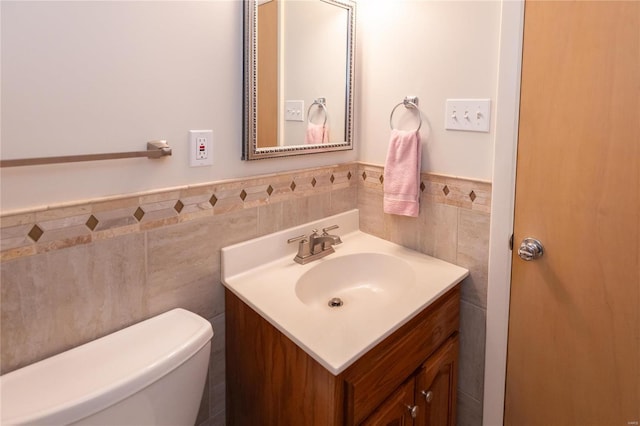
top-left (189, 130), bottom-right (213, 167)
top-left (445, 99), bottom-right (491, 132)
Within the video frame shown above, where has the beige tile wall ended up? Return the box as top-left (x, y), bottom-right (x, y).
top-left (356, 163), bottom-right (491, 426)
top-left (0, 163), bottom-right (357, 426)
top-left (0, 161), bottom-right (491, 426)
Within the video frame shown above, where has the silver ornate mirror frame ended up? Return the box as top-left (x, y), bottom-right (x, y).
top-left (242, 0), bottom-right (356, 160)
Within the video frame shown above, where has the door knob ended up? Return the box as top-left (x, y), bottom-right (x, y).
top-left (518, 238), bottom-right (544, 261)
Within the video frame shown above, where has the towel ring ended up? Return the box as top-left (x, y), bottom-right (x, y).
top-left (389, 97), bottom-right (422, 131)
top-left (307, 98), bottom-right (329, 127)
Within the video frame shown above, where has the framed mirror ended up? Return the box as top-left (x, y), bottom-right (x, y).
top-left (243, 0), bottom-right (356, 160)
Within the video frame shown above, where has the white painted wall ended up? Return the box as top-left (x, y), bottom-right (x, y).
top-left (1, 0), bottom-right (502, 210)
top-left (356, 0), bottom-right (501, 181)
top-left (0, 1), bottom-right (357, 212)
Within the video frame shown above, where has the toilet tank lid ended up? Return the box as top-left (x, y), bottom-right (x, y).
top-left (0, 308), bottom-right (213, 425)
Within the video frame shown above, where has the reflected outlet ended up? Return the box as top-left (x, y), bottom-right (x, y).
top-left (189, 130), bottom-right (213, 167)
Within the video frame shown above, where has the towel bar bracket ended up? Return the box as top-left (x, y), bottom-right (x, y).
top-left (404, 96), bottom-right (419, 107)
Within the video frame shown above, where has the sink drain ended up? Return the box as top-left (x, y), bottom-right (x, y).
top-left (328, 297), bottom-right (344, 308)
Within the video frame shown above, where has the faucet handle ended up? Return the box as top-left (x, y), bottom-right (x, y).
top-left (321, 225), bottom-right (339, 235)
top-left (287, 234), bottom-right (307, 244)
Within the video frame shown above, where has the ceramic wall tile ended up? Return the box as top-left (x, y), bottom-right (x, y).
top-left (145, 215), bottom-right (237, 320)
top-left (1, 252), bottom-right (51, 374)
top-left (419, 198), bottom-right (459, 263)
top-left (0, 223), bottom-right (33, 252)
top-left (195, 370), bottom-right (210, 426)
top-left (209, 209), bottom-right (259, 256)
top-left (458, 300), bottom-right (487, 402)
top-left (210, 182), bottom-right (246, 216)
top-left (0, 233), bottom-right (146, 374)
top-left (281, 197), bottom-right (308, 228)
top-left (261, 175), bottom-right (295, 204)
top-left (359, 165), bottom-right (385, 190)
top-left (178, 185), bottom-right (215, 218)
top-left (306, 192), bottom-right (332, 222)
top-left (34, 204), bottom-right (92, 222)
top-left (208, 313), bottom-right (225, 419)
top-left (357, 187), bottom-right (387, 239)
top-left (329, 167), bottom-right (354, 190)
top-left (457, 390), bottom-right (483, 426)
top-left (0, 212), bottom-right (36, 228)
top-left (385, 214), bottom-right (421, 252)
top-left (146, 219), bottom-right (217, 290)
top-left (91, 207), bottom-right (139, 233)
top-left (240, 183), bottom-right (271, 209)
top-left (91, 196), bottom-right (140, 214)
top-left (257, 202), bottom-right (285, 236)
top-left (329, 186), bottom-right (358, 216)
top-left (457, 209), bottom-right (490, 309)
top-left (200, 406), bottom-right (225, 426)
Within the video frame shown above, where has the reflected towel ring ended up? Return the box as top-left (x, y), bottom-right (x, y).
top-left (389, 96), bottom-right (422, 131)
top-left (307, 98), bottom-right (329, 127)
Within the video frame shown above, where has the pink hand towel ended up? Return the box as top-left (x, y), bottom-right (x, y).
top-left (305, 122), bottom-right (329, 144)
top-left (383, 129), bottom-right (422, 217)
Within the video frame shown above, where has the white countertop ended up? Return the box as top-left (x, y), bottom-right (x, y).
top-left (221, 210), bottom-right (469, 375)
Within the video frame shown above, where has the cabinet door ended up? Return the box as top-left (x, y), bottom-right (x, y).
top-left (360, 378), bottom-right (417, 426)
top-left (415, 336), bottom-right (459, 426)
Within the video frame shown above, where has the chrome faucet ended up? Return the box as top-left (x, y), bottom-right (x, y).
top-left (287, 225), bottom-right (342, 265)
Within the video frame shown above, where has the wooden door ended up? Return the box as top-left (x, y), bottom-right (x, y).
top-left (415, 336), bottom-right (458, 426)
top-left (505, 1), bottom-right (639, 425)
top-left (361, 379), bottom-right (416, 426)
top-left (257, 0), bottom-right (279, 147)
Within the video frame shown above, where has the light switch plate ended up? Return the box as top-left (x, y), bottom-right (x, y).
top-left (284, 100), bottom-right (305, 122)
top-left (445, 99), bottom-right (491, 132)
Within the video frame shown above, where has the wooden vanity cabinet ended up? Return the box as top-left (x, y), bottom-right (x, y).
top-left (361, 335), bottom-right (459, 426)
top-left (360, 378), bottom-right (416, 426)
top-left (416, 336), bottom-right (458, 426)
top-left (225, 285), bottom-right (460, 426)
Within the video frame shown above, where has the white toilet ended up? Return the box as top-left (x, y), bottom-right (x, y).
top-left (0, 308), bottom-right (213, 425)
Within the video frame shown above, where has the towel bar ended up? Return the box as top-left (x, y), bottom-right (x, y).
top-left (0, 141), bottom-right (172, 168)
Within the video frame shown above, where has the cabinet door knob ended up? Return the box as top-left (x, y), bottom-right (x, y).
top-left (421, 390), bottom-right (434, 403)
top-left (406, 404), bottom-right (419, 419)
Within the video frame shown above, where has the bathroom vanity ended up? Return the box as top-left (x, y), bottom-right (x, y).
top-left (226, 285), bottom-right (459, 425)
top-left (221, 210), bottom-right (467, 425)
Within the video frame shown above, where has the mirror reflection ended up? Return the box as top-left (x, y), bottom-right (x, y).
top-left (244, 0), bottom-right (355, 160)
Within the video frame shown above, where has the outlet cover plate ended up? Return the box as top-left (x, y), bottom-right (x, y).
top-left (189, 130), bottom-right (213, 167)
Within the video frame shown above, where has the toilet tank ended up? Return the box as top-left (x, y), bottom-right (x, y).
top-left (0, 308), bottom-right (213, 425)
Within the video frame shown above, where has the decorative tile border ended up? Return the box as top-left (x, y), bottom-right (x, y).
top-left (0, 163), bottom-right (357, 261)
top-left (0, 162), bottom-right (491, 261)
top-left (357, 163), bottom-right (492, 213)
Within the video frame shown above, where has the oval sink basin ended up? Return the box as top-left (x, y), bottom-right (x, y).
top-left (295, 253), bottom-right (416, 308)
